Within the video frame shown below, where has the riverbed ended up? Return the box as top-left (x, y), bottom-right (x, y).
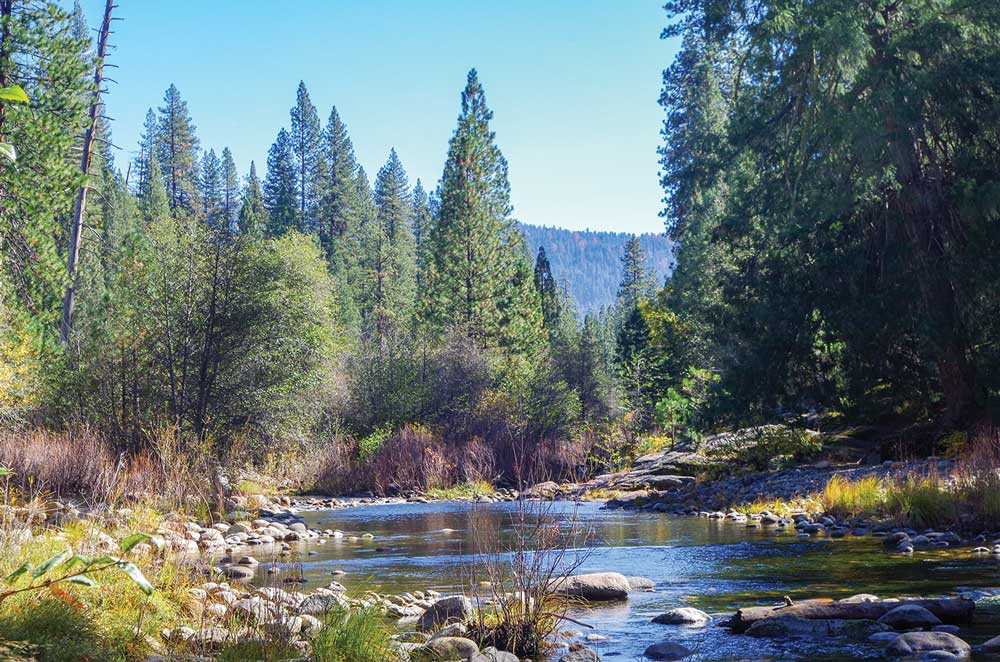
top-left (257, 501), bottom-right (1000, 660)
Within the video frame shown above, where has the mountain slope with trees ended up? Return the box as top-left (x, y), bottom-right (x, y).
top-left (519, 224), bottom-right (673, 314)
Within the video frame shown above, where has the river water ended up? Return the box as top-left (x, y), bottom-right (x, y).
top-left (264, 501), bottom-right (1000, 660)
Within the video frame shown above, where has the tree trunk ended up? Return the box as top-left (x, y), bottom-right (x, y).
top-left (60, 0), bottom-right (114, 345)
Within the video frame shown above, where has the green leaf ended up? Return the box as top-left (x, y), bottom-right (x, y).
top-left (120, 533), bottom-right (152, 553)
top-left (63, 554), bottom-right (92, 572)
top-left (0, 86), bottom-right (28, 103)
top-left (32, 551), bottom-right (69, 578)
top-left (0, 142), bottom-right (15, 162)
top-left (88, 555), bottom-right (119, 566)
top-left (65, 575), bottom-right (96, 588)
top-left (0, 467), bottom-right (13, 476)
top-left (4, 561), bottom-right (30, 585)
top-left (114, 562), bottom-right (153, 596)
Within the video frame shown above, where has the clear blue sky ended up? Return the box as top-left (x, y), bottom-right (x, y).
top-left (74, 1), bottom-right (678, 234)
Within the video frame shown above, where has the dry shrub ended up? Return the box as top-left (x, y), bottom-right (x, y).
top-left (369, 424), bottom-right (449, 495)
top-left (0, 426), bottom-right (211, 509)
top-left (956, 428), bottom-right (1000, 527)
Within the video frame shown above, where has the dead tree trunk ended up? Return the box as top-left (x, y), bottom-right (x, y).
top-left (727, 597), bottom-right (975, 633)
top-left (60, 0), bottom-right (115, 345)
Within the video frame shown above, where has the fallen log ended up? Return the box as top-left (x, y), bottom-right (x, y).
top-left (726, 598), bottom-right (975, 634)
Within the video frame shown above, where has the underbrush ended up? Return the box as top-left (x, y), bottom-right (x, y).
top-left (425, 480), bottom-right (495, 500)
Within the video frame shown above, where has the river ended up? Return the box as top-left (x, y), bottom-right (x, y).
top-left (259, 500), bottom-right (1000, 660)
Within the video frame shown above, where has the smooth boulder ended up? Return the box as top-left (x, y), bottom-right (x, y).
top-left (550, 572), bottom-right (631, 602)
top-left (559, 648), bottom-right (600, 662)
top-left (877, 604), bottom-right (943, 630)
top-left (422, 637), bottom-right (479, 660)
top-left (652, 608), bottom-right (710, 626)
top-left (643, 641), bottom-right (693, 660)
top-left (744, 616), bottom-right (888, 639)
top-left (417, 595), bottom-right (474, 632)
top-left (886, 632), bottom-right (971, 658)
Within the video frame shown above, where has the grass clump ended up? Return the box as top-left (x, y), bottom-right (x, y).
top-left (822, 475), bottom-right (884, 518)
top-left (426, 480), bottom-right (495, 500)
top-left (885, 474), bottom-right (959, 529)
top-left (312, 607), bottom-right (399, 662)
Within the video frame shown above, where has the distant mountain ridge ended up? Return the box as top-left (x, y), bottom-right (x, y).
top-left (519, 223), bottom-right (674, 315)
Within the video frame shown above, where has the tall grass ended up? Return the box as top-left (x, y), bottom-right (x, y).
top-left (822, 475), bottom-right (884, 518)
top-left (311, 607), bottom-right (398, 662)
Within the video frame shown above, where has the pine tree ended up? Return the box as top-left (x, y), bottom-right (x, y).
top-left (361, 148), bottom-right (417, 337)
top-left (200, 148), bottom-right (222, 225)
top-left (289, 81), bottom-right (323, 232)
top-left (133, 108), bottom-right (158, 197)
top-left (424, 69), bottom-right (544, 358)
top-left (0, 1), bottom-right (90, 329)
top-left (238, 161), bottom-right (267, 235)
top-left (533, 246), bottom-right (560, 334)
top-left (411, 179), bottom-right (432, 286)
top-left (156, 84), bottom-right (200, 213)
top-left (220, 147), bottom-right (239, 232)
top-left (263, 128), bottom-right (298, 235)
top-left (616, 236), bottom-right (656, 313)
top-left (319, 106), bottom-right (359, 260)
top-left (140, 152), bottom-right (170, 221)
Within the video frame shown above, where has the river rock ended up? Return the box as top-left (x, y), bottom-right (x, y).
top-left (421, 636), bottom-right (479, 659)
top-left (188, 627), bottom-right (232, 651)
top-left (878, 604), bottom-right (942, 630)
top-left (652, 607), bottom-right (710, 626)
top-left (221, 565), bottom-right (254, 580)
top-left (643, 641), bottom-right (693, 660)
top-left (418, 595), bottom-right (474, 632)
top-left (886, 632), bottom-right (971, 658)
top-left (745, 616), bottom-right (888, 639)
top-left (299, 592), bottom-right (348, 615)
top-left (626, 576), bottom-right (656, 590)
top-left (471, 647), bottom-right (519, 662)
top-left (550, 572), bottom-right (631, 602)
top-left (560, 647), bottom-right (600, 662)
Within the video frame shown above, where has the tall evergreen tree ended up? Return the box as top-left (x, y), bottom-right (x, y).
top-left (133, 108), bottom-right (158, 196)
top-left (411, 179), bottom-right (432, 286)
top-left (533, 246), bottom-right (560, 334)
top-left (263, 128), bottom-right (298, 235)
top-left (319, 106), bottom-right (359, 259)
top-left (361, 148), bottom-right (417, 337)
top-left (156, 84), bottom-right (200, 213)
top-left (238, 161), bottom-right (267, 235)
top-left (139, 152), bottom-right (170, 221)
top-left (200, 148), bottom-right (222, 225)
top-left (220, 147), bottom-right (239, 231)
top-left (423, 69), bottom-right (544, 359)
top-left (289, 81), bottom-right (323, 232)
top-left (616, 236), bottom-right (656, 314)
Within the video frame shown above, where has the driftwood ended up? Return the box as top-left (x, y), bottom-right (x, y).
top-left (727, 598), bottom-right (975, 633)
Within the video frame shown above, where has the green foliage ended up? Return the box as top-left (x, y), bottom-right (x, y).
top-left (701, 425), bottom-right (822, 472)
top-left (312, 608), bottom-right (398, 662)
top-left (264, 127), bottom-right (299, 235)
top-left (659, 0), bottom-right (1000, 427)
top-left (423, 69), bottom-right (545, 364)
top-left (156, 84), bottom-right (200, 213)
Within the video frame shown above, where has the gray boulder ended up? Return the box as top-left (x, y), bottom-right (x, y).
top-left (878, 604), bottom-right (943, 630)
top-left (886, 632), bottom-right (971, 658)
top-left (421, 636), bottom-right (479, 660)
top-left (643, 641), bottom-right (693, 660)
top-left (417, 595), bottom-right (474, 632)
top-left (627, 576), bottom-right (656, 590)
top-left (652, 607), bottom-right (710, 626)
top-left (550, 572), bottom-right (631, 602)
top-left (745, 616), bottom-right (888, 639)
top-left (471, 647), bottom-right (519, 662)
top-left (560, 647), bottom-right (600, 662)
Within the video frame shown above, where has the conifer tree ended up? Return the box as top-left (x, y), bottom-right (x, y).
top-left (200, 148), bottom-right (222, 225)
top-left (263, 128), bottom-right (298, 235)
top-left (320, 106), bottom-right (359, 259)
top-left (533, 246), bottom-right (560, 334)
top-left (424, 69), bottom-right (544, 359)
top-left (133, 108), bottom-right (158, 196)
top-left (156, 84), bottom-right (200, 213)
top-left (140, 152), bottom-right (170, 221)
top-left (220, 147), bottom-right (239, 231)
top-left (616, 236), bottom-right (656, 313)
top-left (239, 161), bottom-right (267, 235)
top-left (289, 81), bottom-right (324, 232)
top-left (362, 148), bottom-right (417, 337)
top-left (411, 179), bottom-right (432, 286)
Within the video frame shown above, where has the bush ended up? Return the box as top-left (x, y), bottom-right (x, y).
top-left (700, 424), bottom-right (822, 471)
top-left (312, 607), bottom-right (398, 662)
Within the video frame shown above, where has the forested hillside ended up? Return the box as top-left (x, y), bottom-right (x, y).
top-left (519, 224), bottom-right (673, 314)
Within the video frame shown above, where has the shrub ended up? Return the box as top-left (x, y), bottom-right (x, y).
top-left (884, 473), bottom-right (959, 529)
top-left (701, 425), bottom-right (822, 471)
